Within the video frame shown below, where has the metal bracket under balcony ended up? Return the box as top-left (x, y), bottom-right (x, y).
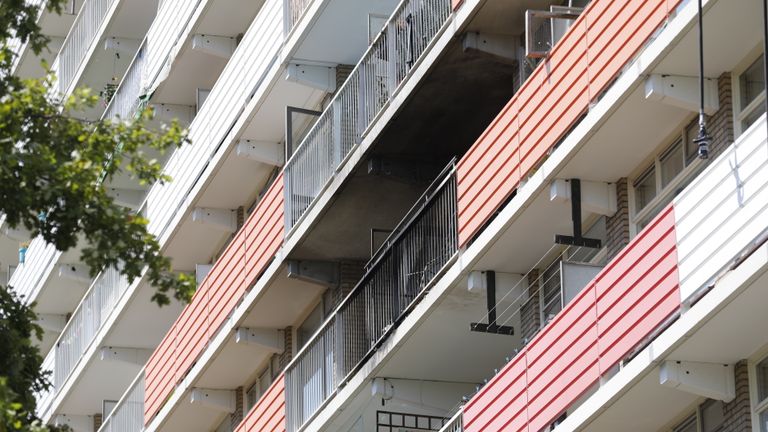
top-left (104, 37), bottom-right (140, 55)
top-left (236, 139), bottom-right (284, 166)
top-left (286, 260), bottom-right (339, 287)
top-left (234, 327), bottom-right (284, 353)
top-left (553, 179), bottom-right (604, 249)
top-left (660, 360), bottom-right (735, 402)
top-left (191, 207), bottom-right (237, 233)
top-left (286, 62), bottom-right (337, 93)
top-left (645, 74), bottom-right (719, 115)
top-left (107, 187), bottom-right (144, 209)
top-left (190, 388), bottom-right (236, 413)
top-left (58, 264), bottom-right (91, 284)
top-left (99, 346), bottom-right (152, 365)
top-left (462, 32), bottom-right (520, 64)
top-left (191, 34), bottom-right (237, 59)
top-left (35, 314), bottom-right (67, 333)
top-left (470, 271), bottom-right (515, 335)
top-left (54, 414), bottom-right (92, 431)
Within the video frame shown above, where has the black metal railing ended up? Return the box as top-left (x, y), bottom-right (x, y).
top-left (285, 162), bottom-right (458, 431)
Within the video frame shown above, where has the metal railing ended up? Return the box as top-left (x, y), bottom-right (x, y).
top-left (283, 0), bottom-right (451, 231)
top-left (57, 0), bottom-right (119, 94)
top-left (438, 412), bottom-right (463, 432)
top-left (35, 350), bottom-right (56, 420)
top-left (283, 0), bottom-right (313, 35)
top-left (98, 372), bottom-right (144, 432)
top-left (285, 164), bottom-right (458, 431)
top-left (104, 41), bottom-right (145, 121)
top-left (54, 265), bottom-right (129, 388)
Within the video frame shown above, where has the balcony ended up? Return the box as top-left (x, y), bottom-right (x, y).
top-left (12, 0), bottom-right (77, 79)
top-left (97, 372), bottom-right (144, 432)
top-left (285, 162), bottom-right (458, 430)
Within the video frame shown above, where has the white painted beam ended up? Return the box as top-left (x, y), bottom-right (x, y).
top-left (234, 327), bottom-right (284, 353)
top-left (191, 208), bottom-right (237, 233)
top-left (35, 314), bottom-right (67, 333)
top-left (189, 388), bottom-right (236, 413)
top-left (54, 414), bottom-right (92, 431)
top-left (107, 188), bottom-right (144, 209)
top-left (191, 34), bottom-right (236, 59)
top-left (462, 32), bottom-right (519, 63)
top-left (235, 140), bottom-right (284, 166)
top-left (99, 346), bottom-right (152, 365)
top-left (550, 179), bottom-right (617, 216)
top-left (286, 63), bottom-right (336, 92)
top-left (659, 360), bottom-right (735, 402)
top-left (645, 74), bottom-right (719, 115)
top-left (150, 103), bottom-right (195, 125)
top-left (58, 264), bottom-right (91, 284)
top-left (104, 37), bottom-right (140, 54)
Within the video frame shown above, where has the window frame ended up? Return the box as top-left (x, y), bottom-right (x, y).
top-left (629, 117), bottom-right (704, 234)
top-left (749, 348), bottom-right (768, 431)
top-left (733, 45), bottom-right (767, 137)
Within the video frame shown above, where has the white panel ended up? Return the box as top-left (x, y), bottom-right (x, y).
top-left (144, 0), bottom-right (284, 238)
top-left (8, 237), bottom-right (61, 304)
top-left (674, 115), bottom-right (768, 302)
top-left (143, 0), bottom-right (204, 89)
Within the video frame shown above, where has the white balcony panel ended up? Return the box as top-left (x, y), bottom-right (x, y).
top-left (143, 0), bottom-right (204, 91)
top-left (36, 350), bottom-right (56, 420)
top-left (57, 0), bottom-right (121, 95)
top-left (97, 372), bottom-right (144, 432)
top-left (9, 237), bottom-right (60, 303)
top-left (104, 42), bottom-right (146, 121)
top-left (675, 115), bottom-right (768, 302)
top-left (145, 0), bottom-right (283, 239)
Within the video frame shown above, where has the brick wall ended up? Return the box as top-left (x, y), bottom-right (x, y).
top-left (722, 360), bottom-right (752, 432)
top-left (521, 269), bottom-right (541, 344)
top-left (278, 326), bottom-right (293, 370)
top-left (93, 413), bottom-right (102, 432)
top-left (605, 178), bottom-right (629, 261)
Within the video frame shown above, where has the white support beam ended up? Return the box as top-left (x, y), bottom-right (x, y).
top-left (58, 264), bottom-right (91, 284)
top-left (191, 34), bottom-right (236, 59)
top-left (195, 264), bottom-right (213, 284)
top-left (150, 103), bottom-right (195, 126)
top-left (645, 74), bottom-right (719, 115)
top-left (236, 140), bottom-right (284, 166)
top-left (286, 63), bottom-right (337, 92)
top-left (54, 414), bottom-right (92, 431)
top-left (462, 32), bottom-right (519, 64)
top-left (191, 208), bottom-right (237, 233)
top-left (549, 179), bottom-right (618, 216)
top-left (189, 388), bottom-right (236, 413)
top-left (659, 360), bottom-right (735, 402)
top-left (35, 314), bottom-right (67, 333)
top-left (2, 225), bottom-right (30, 242)
top-left (107, 188), bottom-right (144, 209)
top-left (104, 37), bottom-right (140, 54)
top-left (234, 327), bottom-right (284, 353)
top-left (99, 346), bottom-right (152, 365)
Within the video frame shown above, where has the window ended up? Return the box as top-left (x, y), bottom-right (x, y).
top-left (735, 53), bottom-right (766, 134)
top-left (755, 356), bottom-right (768, 430)
top-left (246, 361), bottom-right (276, 411)
top-left (671, 400), bottom-right (724, 432)
top-left (631, 118), bottom-right (703, 230)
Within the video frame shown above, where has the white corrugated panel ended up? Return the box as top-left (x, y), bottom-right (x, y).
top-left (9, 237), bottom-right (60, 303)
top-left (145, 0), bottom-right (283, 238)
top-left (674, 115), bottom-right (768, 302)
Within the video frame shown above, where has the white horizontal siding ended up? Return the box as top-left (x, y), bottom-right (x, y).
top-left (143, 0), bottom-right (204, 89)
top-left (674, 115), bottom-right (768, 302)
top-left (145, 0), bottom-right (283, 237)
top-left (9, 237), bottom-right (60, 303)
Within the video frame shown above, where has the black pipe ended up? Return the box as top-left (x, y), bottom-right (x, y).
top-left (763, 0), bottom-right (768, 139)
top-left (695, 0), bottom-right (712, 159)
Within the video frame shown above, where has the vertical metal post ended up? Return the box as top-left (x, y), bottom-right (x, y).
top-left (570, 179), bottom-right (582, 240)
top-left (486, 271), bottom-right (497, 325)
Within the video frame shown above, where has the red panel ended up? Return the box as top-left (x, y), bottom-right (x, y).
top-left (463, 205), bottom-right (681, 431)
top-left (143, 177), bottom-right (286, 424)
top-left (595, 205), bottom-right (680, 372)
top-left (241, 375), bottom-right (286, 432)
top-left (463, 354), bottom-right (528, 432)
top-left (456, 0), bottom-right (676, 246)
top-left (451, 0), bottom-right (463, 11)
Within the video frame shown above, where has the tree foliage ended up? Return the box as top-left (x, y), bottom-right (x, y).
top-left (0, 0), bottom-right (198, 430)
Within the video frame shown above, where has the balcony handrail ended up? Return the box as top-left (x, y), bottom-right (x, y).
top-left (53, 264), bottom-right (130, 390)
top-left (102, 37), bottom-right (147, 121)
top-left (55, 0), bottom-right (120, 95)
top-left (283, 0), bottom-right (452, 232)
top-left (96, 370), bottom-right (144, 432)
top-left (285, 160), bottom-right (458, 431)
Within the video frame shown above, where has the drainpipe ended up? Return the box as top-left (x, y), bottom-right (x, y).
top-left (694, 0), bottom-right (712, 159)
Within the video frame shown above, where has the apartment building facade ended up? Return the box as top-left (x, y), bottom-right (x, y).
top-left (8, 0), bottom-right (768, 431)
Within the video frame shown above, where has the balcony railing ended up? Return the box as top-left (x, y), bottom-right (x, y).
top-left (104, 41), bottom-right (145, 121)
top-left (283, 0), bottom-right (451, 231)
top-left (9, 237), bottom-right (60, 303)
top-left (285, 163), bottom-right (458, 431)
top-left (438, 412), bottom-right (463, 432)
top-left (57, 0), bottom-right (119, 94)
top-left (98, 372), bottom-right (144, 432)
top-left (35, 350), bottom-right (56, 420)
top-left (283, 0), bottom-right (313, 35)
top-left (143, 0), bottom-right (203, 90)
top-left (54, 265), bottom-right (129, 388)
